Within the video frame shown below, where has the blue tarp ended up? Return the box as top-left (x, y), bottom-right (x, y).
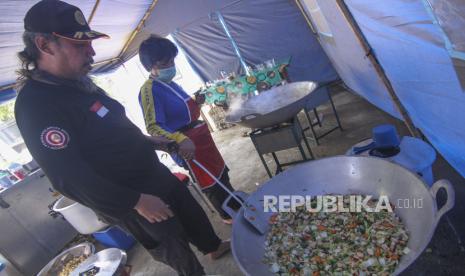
top-left (130, 0), bottom-right (338, 83)
top-left (308, 0), bottom-right (465, 177)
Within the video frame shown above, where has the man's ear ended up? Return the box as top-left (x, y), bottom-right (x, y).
top-left (34, 35), bottom-right (56, 56)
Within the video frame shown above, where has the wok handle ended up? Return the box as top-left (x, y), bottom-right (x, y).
top-left (430, 179), bottom-right (455, 223)
top-left (222, 191), bottom-right (249, 219)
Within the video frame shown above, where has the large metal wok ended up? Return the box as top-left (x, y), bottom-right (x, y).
top-left (229, 156), bottom-right (454, 275)
top-left (225, 81), bottom-right (318, 129)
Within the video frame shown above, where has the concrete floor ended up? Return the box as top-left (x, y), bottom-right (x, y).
top-left (127, 86), bottom-right (465, 275)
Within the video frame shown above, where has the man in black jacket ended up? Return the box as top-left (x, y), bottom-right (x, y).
top-left (15, 1), bottom-right (229, 275)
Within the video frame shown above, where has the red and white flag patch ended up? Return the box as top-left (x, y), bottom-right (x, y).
top-left (41, 127), bottom-right (70, 150)
top-left (90, 101), bottom-right (109, 118)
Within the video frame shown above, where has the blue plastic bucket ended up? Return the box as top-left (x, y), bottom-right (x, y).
top-left (92, 226), bottom-right (136, 250)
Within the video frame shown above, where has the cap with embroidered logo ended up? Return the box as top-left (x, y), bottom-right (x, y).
top-left (24, 0), bottom-right (109, 41)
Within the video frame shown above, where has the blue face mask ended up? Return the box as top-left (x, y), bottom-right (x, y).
top-left (157, 66), bottom-right (176, 82)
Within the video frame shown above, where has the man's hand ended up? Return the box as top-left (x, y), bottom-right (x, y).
top-left (179, 138), bottom-right (196, 160)
top-left (146, 135), bottom-right (174, 151)
top-left (134, 194), bottom-right (174, 223)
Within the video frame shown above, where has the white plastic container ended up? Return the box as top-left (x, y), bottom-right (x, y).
top-left (390, 136), bottom-right (436, 186)
top-left (52, 197), bottom-right (108, 234)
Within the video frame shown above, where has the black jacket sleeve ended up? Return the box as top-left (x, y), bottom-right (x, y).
top-left (15, 99), bottom-right (140, 218)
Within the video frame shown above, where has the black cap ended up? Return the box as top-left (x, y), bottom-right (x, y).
top-left (24, 0), bottom-right (109, 41)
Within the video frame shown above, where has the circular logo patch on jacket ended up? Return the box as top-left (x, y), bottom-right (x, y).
top-left (41, 127), bottom-right (70, 150)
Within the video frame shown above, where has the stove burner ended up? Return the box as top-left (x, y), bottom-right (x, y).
top-left (369, 146), bottom-right (400, 158)
top-left (249, 118), bottom-right (313, 177)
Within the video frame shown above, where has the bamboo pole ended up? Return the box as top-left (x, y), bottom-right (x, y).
top-left (0, 83), bottom-right (15, 92)
top-left (335, 0), bottom-right (420, 137)
top-left (91, 0), bottom-right (159, 68)
top-left (91, 57), bottom-right (120, 67)
top-left (88, 0), bottom-right (101, 24)
top-left (117, 0), bottom-right (159, 58)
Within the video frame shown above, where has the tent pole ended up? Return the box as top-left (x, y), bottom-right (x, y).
top-left (88, 0), bottom-right (101, 24)
top-left (91, 57), bottom-right (120, 67)
top-left (294, 0), bottom-right (316, 34)
top-left (335, 0), bottom-right (420, 138)
top-left (117, 0), bottom-right (159, 59)
top-left (216, 11), bottom-right (250, 75)
top-left (0, 83), bottom-right (15, 92)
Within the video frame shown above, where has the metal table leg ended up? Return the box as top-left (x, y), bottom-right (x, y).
top-left (296, 118), bottom-right (314, 159)
top-left (305, 110), bottom-right (320, 145)
top-left (329, 92), bottom-right (343, 131)
top-left (271, 152), bottom-right (282, 174)
top-left (313, 108), bottom-right (322, 127)
top-left (259, 152), bottom-right (273, 178)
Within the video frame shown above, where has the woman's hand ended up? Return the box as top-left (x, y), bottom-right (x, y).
top-left (146, 135), bottom-right (174, 151)
top-left (178, 138), bottom-right (196, 160)
top-left (194, 90), bottom-right (206, 105)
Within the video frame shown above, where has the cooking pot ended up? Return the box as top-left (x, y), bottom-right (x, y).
top-left (228, 156), bottom-right (454, 275)
top-left (225, 82), bottom-right (318, 129)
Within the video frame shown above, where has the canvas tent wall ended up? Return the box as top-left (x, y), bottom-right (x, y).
top-left (96, 0), bottom-right (338, 83)
top-left (299, 0), bottom-right (465, 177)
top-left (0, 0), bottom-right (336, 91)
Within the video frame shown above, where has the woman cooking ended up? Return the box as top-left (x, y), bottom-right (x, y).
top-left (138, 35), bottom-right (238, 225)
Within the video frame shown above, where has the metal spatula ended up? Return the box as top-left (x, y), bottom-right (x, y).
top-left (189, 159), bottom-right (268, 234)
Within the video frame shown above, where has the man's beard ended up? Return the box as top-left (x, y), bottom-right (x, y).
top-left (75, 75), bottom-right (100, 94)
top-left (27, 69), bottom-right (102, 95)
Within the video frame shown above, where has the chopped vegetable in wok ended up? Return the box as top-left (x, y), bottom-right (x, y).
top-left (264, 197), bottom-right (409, 275)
